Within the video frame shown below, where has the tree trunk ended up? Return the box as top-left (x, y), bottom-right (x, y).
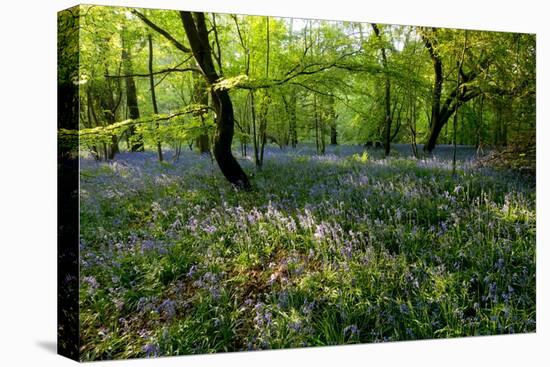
top-left (250, 91), bottom-right (260, 167)
top-left (282, 91), bottom-right (298, 148)
top-left (180, 11), bottom-right (250, 189)
top-left (330, 125), bottom-right (337, 145)
top-left (329, 95), bottom-right (337, 145)
top-left (148, 34), bottom-right (163, 162)
top-left (320, 126), bottom-right (326, 154)
top-left (259, 93), bottom-right (268, 165)
top-left (98, 69), bottom-right (120, 160)
top-left (192, 73), bottom-right (211, 154)
top-left (85, 88), bottom-right (100, 159)
top-left (121, 31), bottom-right (144, 152)
top-left (314, 94), bottom-right (320, 154)
top-left (372, 24), bottom-right (392, 157)
top-left (258, 18), bottom-right (270, 165)
top-left (421, 27), bottom-right (480, 152)
top-left (477, 95), bottom-right (485, 149)
top-left (453, 31), bottom-right (468, 176)
top-left (290, 94), bottom-right (298, 148)
top-left (422, 29), bottom-right (443, 153)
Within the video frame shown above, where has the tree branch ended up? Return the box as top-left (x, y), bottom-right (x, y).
top-left (62, 105), bottom-right (212, 137)
top-left (132, 10), bottom-right (191, 53)
top-left (106, 67), bottom-right (201, 79)
top-left (235, 50), bottom-right (361, 90)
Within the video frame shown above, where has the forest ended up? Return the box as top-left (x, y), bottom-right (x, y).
top-left (58, 5), bottom-right (535, 361)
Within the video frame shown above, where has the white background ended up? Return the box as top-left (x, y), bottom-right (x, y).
top-left (0, 0), bottom-right (547, 365)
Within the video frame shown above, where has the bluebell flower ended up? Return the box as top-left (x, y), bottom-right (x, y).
top-left (343, 324), bottom-right (359, 338)
top-left (187, 264), bottom-right (198, 278)
top-left (143, 343), bottom-right (159, 358)
top-left (157, 299), bottom-right (176, 320)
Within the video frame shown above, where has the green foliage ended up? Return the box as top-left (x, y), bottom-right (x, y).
top-left (350, 151), bottom-right (369, 163)
top-left (212, 75), bottom-right (249, 91)
top-left (71, 5), bottom-right (534, 155)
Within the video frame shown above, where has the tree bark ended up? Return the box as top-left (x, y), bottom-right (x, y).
top-left (148, 34), bottom-right (163, 162)
top-left (372, 24), bottom-right (392, 157)
top-left (421, 28), bottom-right (480, 153)
top-left (250, 91), bottom-right (260, 167)
top-left (258, 92), bottom-right (269, 165)
top-left (314, 94), bottom-right (320, 154)
top-left (180, 11), bottom-right (250, 189)
top-left (421, 28), bottom-right (443, 153)
top-left (282, 91), bottom-right (298, 148)
top-left (121, 31), bottom-right (144, 152)
top-left (330, 125), bottom-right (337, 145)
top-left (453, 31), bottom-right (468, 176)
top-left (329, 96), bottom-right (337, 145)
top-left (98, 66), bottom-right (121, 160)
top-left (258, 18), bottom-right (270, 165)
top-left (195, 77), bottom-right (211, 154)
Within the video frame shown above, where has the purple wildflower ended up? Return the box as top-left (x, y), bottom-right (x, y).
top-left (143, 343), bottom-right (159, 358)
top-left (83, 276), bottom-right (99, 290)
top-left (187, 264), bottom-right (198, 278)
top-left (157, 299), bottom-right (176, 320)
top-left (343, 324), bottom-right (359, 338)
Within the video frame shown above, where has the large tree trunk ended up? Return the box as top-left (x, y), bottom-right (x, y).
top-left (421, 28), bottom-right (443, 153)
top-left (421, 28), bottom-right (480, 153)
top-left (180, 11), bottom-right (250, 189)
top-left (121, 31), bottom-right (144, 152)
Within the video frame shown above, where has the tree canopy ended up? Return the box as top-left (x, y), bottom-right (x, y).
top-left (65, 5), bottom-right (535, 186)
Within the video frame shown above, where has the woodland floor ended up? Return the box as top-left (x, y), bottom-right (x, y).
top-left (78, 144), bottom-right (536, 360)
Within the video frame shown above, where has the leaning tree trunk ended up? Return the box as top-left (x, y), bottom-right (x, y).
top-left (421, 28), bottom-right (444, 153)
top-left (180, 11), bottom-right (250, 189)
top-left (421, 27), bottom-right (480, 153)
